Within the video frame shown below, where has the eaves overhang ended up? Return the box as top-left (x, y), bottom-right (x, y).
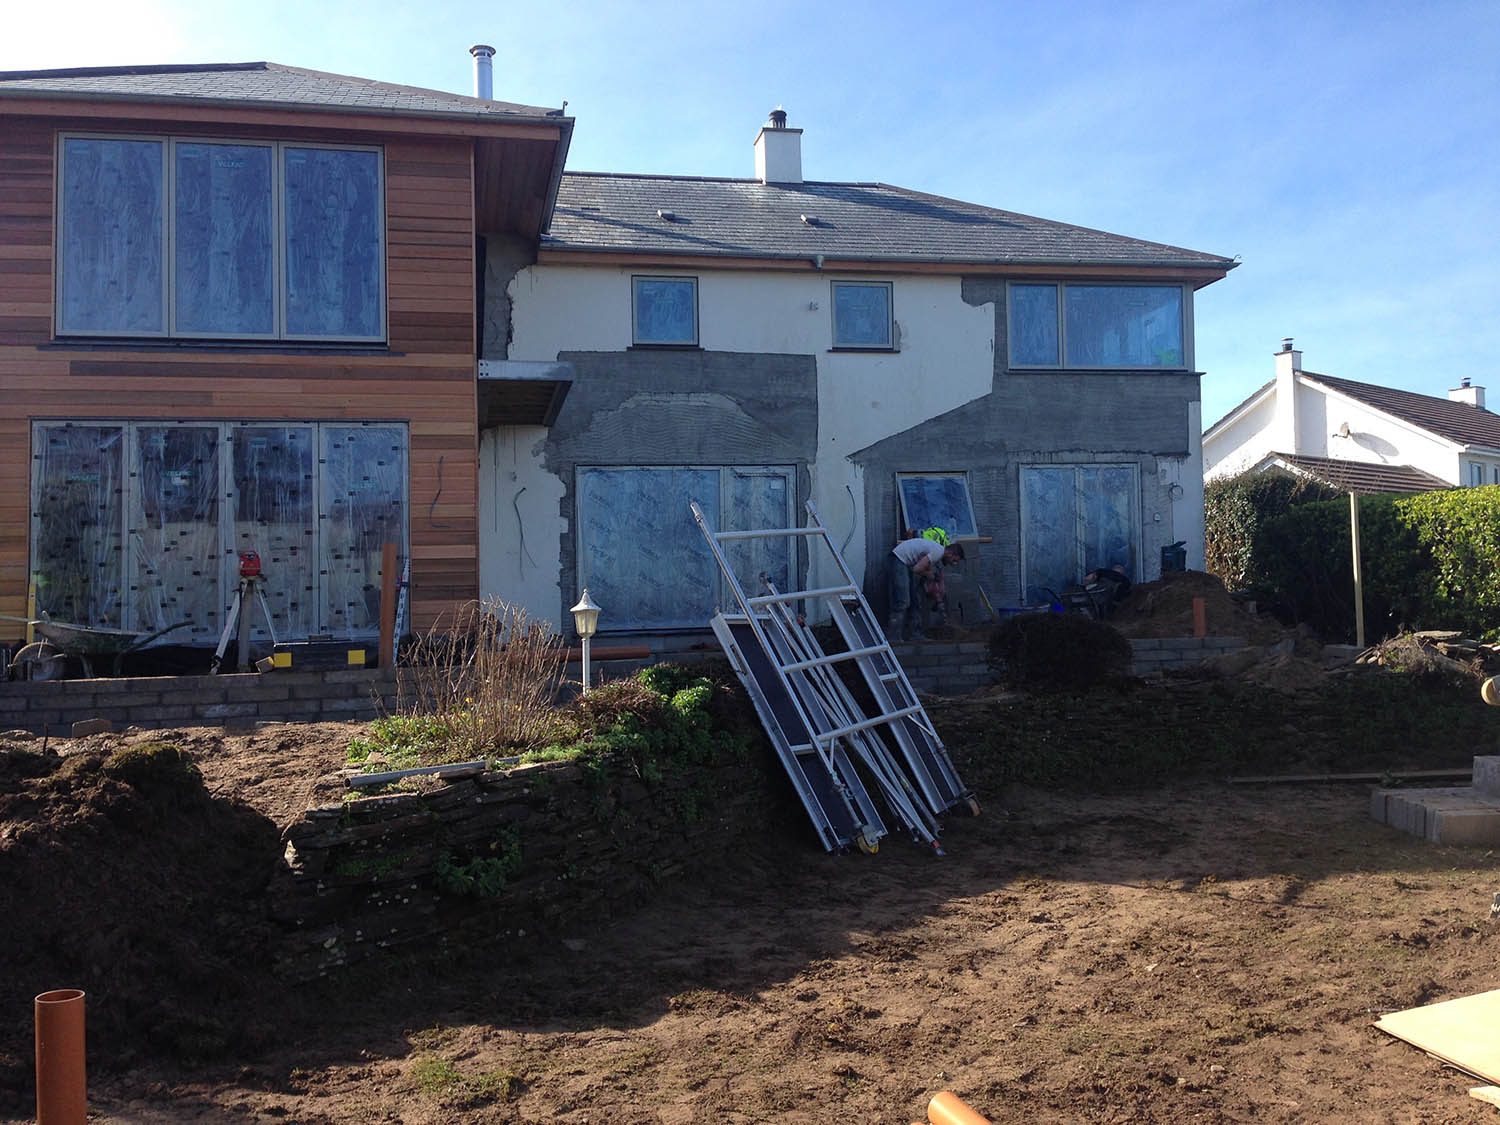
top-left (535, 246), bottom-right (1233, 285)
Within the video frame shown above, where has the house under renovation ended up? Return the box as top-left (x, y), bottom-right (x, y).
top-left (1, 54), bottom-right (1235, 665)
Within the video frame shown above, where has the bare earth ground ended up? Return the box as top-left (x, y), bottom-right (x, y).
top-left (3, 712), bottom-right (1498, 1124)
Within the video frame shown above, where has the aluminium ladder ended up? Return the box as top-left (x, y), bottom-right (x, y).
top-left (693, 499), bottom-right (977, 853)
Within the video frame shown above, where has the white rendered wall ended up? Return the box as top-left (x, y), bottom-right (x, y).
top-left (1203, 393), bottom-right (1276, 480)
top-left (1205, 381), bottom-right (1464, 487)
top-left (1308, 384), bottom-right (1461, 484)
top-left (504, 265), bottom-right (996, 623)
top-left (478, 425), bottom-right (567, 625)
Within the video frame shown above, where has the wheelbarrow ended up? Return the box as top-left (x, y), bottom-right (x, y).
top-left (2, 615), bottom-right (191, 678)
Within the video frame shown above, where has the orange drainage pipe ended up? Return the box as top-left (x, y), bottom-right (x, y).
top-left (34, 988), bottom-right (86, 1125)
top-left (927, 1090), bottom-right (992, 1125)
top-left (1192, 596), bottom-right (1207, 638)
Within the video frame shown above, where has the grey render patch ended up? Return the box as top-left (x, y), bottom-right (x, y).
top-left (481, 233), bottom-right (538, 360)
top-left (543, 348), bottom-right (819, 625)
top-left (851, 373), bottom-right (1200, 610)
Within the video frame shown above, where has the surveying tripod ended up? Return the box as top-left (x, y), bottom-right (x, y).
top-left (211, 551), bottom-right (279, 674)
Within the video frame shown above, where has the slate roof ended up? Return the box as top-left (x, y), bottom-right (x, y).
top-left (0, 61), bottom-right (565, 122)
top-left (545, 172), bottom-right (1237, 268)
top-left (1260, 453), bottom-right (1452, 495)
top-left (1305, 373), bottom-right (1500, 450)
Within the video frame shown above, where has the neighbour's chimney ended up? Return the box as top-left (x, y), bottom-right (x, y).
top-left (1274, 337), bottom-right (1302, 455)
top-left (470, 44), bottom-right (495, 100)
top-left (754, 106), bottom-right (803, 184)
top-left (1448, 376), bottom-right (1487, 410)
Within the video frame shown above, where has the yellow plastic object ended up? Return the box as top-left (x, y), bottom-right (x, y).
top-left (272, 651), bottom-right (293, 668)
top-left (347, 649), bottom-right (367, 666)
top-left (928, 1091), bottom-right (992, 1125)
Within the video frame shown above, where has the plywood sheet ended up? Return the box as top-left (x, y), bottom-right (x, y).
top-left (1376, 989), bottom-right (1500, 1083)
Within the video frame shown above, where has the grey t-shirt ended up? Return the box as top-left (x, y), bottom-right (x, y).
top-left (891, 538), bottom-right (945, 569)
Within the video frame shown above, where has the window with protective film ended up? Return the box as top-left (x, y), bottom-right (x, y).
top-left (1008, 283), bottom-right (1187, 368)
top-left (56, 134), bottom-right (384, 341)
top-left (1020, 464), bottom-right (1139, 602)
top-left (30, 421), bottom-right (407, 645)
top-left (896, 472), bottom-right (978, 542)
top-left (575, 465), bottom-right (794, 631)
top-left (832, 281), bottom-right (893, 349)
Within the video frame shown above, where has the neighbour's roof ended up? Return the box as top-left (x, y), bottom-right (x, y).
top-left (1306, 372), bottom-right (1500, 450)
top-left (0, 61), bottom-right (566, 122)
top-left (545, 172), bottom-right (1237, 269)
top-left (1261, 453), bottom-right (1452, 495)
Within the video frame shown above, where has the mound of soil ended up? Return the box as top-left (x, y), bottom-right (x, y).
top-left (0, 732), bottom-right (295, 1111)
top-left (1109, 569), bottom-right (1290, 644)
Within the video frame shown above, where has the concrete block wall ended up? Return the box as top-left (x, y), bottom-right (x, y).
top-left (0, 669), bottom-right (398, 734)
top-left (889, 641), bottom-right (991, 696)
top-left (1128, 636), bottom-right (1246, 677)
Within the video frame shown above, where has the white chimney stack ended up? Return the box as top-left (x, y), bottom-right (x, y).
top-left (1274, 337), bottom-right (1302, 454)
top-left (1448, 376), bottom-right (1486, 410)
top-left (754, 107), bottom-right (803, 184)
top-left (470, 44), bottom-right (495, 100)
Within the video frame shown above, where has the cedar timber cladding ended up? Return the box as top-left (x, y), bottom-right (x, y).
top-left (0, 116), bottom-right (478, 630)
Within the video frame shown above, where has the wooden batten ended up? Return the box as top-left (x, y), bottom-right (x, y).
top-left (0, 113), bottom-right (487, 632)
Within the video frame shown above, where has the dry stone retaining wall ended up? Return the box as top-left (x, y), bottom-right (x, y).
top-left (270, 750), bottom-right (786, 980)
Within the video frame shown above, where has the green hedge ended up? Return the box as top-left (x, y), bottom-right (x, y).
top-left (1247, 484), bottom-right (1500, 641)
top-left (1204, 470), bottom-right (1338, 590)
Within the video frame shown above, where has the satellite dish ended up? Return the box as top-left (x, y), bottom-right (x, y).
top-left (1336, 421), bottom-right (1351, 438)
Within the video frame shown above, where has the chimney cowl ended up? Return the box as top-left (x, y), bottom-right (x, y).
top-left (469, 44), bottom-right (495, 100)
top-left (754, 106), bottom-right (803, 184)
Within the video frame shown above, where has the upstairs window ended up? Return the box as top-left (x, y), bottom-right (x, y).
top-left (832, 281), bottom-right (893, 349)
top-left (57, 134), bottom-right (384, 342)
top-left (1470, 462), bottom-right (1487, 487)
top-left (632, 276), bottom-right (698, 345)
top-left (1009, 283), bottom-right (1186, 369)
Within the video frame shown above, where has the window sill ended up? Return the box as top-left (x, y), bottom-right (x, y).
top-left (828, 346), bottom-right (898, 354)
top-left (628, 343), bottom-right (703, 351)
top-left (45, 338), bottom-right (397, 357)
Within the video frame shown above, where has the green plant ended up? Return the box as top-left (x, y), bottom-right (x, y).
top-left (1205, 470), bottom-right (1338, 590)
top-left (1244, 485), bottom-right (1500, 640)
top-left (987, 612), bottom-right (1133, 691)
top-left (434, 826), bottom-right (523, 898)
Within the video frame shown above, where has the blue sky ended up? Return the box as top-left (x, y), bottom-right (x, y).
top-left (8, 0), bottom-right (1497, 427)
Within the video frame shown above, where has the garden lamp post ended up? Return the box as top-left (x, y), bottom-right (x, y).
top-left (570, 588), bottom-right (601, 694)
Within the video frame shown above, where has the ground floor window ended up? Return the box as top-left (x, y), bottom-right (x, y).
top-left (1020, 463), bottom-right (1139, 603)
top-left (30, 420), bottom-right (407, 644)
top-left (575, 465), bottom-right (794, 632)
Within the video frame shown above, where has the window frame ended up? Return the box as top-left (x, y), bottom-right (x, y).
top-left (830, 280), bottom-right (894, 351)
top-left (630, 275), bottom-right (699, 347)
top-left (895, 471), bottom-right (978, 542)
top-left (1006, 281), bottom-right (1191, 370)
top-left (1469, 461), bottom-right (1487, 487)
top-left (29, 418), bottom-right (409, 642)
top-left (55, 132), bottom-right (386, 344)
top-left (574, 463), bottom-right (795, 632)
top-left (1018, 462), bottom-right (1141, 604)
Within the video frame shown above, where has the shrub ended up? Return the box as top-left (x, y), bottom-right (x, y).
top-left (387, 599), bottom-right (567, 759)
top-left (1205, 470), bottom-right (1338, 590)
top-left (1247, 485), bottom-right (1500, 641)
top-left (987, 612), bottom-right (1133, 690)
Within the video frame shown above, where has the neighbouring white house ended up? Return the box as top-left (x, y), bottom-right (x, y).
top-left (1203, 340), bottom-right (1500, 494)
top-left (478, 108), bottom-right (1236, 642)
